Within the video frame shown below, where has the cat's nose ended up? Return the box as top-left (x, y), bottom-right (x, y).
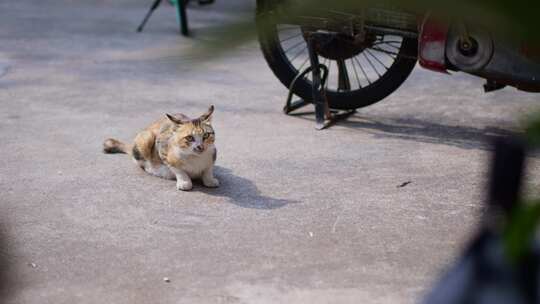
top-left (194, 145), bottom-right (204, 153)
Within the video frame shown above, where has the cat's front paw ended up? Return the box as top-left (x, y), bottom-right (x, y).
top-left (176, 179), bottom-right (193, 191)
top-left (202, 177), bottom-right (220, 188)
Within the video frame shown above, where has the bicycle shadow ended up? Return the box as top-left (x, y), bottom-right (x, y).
top-left (198, 166), bottom-right (298, 209)
top-left (292, 111), bottom-right (529, 152)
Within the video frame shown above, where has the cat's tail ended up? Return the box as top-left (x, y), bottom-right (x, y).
top-left (103, 138), bottom-right (131, 154)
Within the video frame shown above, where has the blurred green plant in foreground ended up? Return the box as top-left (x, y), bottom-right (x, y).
top-left (500, 115), bottom-right (540, 262)
top-left (190, 0), bottom-right (540, 59)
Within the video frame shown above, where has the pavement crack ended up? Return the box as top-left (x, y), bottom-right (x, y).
top-left (397, 181), bottom-right (412, 188)
top-left (331, 216), bottom-right (340, 233)
top-left (332, 209), bottom-right (346, 233)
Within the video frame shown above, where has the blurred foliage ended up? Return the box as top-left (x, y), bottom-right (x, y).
top-left (189, 19), bottom-right (256, 60)
top-left (504, 201), bottom-right (540, 262)
top-left (191, 0), bottom-right (540, 58)
top-left (526, 115), bottom-right (540, 147)
top-left (503, 118), bottom-right (540, 262)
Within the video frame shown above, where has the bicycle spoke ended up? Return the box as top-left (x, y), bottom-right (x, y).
top-left (297, 56), bottom-right (310, 72)
top-left (382, 41), bottom-right (401, 50)
top-left (362, 51), bottom-right (382, 78)
top-left (349, 58), bottom-right (362, 89)
top-left (377, 40), bottom-right (402, 45)
top-left (365, 49), bottom-right (390, 70)
top-left (289, 46), bottom-right (307, 63)
top-left (283, 39), bottom-right (306, 54)
top-left (279, 32), bottom-right (303, 44)
top-left (370, 47), bottom-right (398, 60)
top-left (354, 56), bottom-right (372, 85)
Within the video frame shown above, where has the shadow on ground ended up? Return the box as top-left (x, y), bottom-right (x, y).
top-left (292, 112), bottom-right (522, 151)
top-left (0, 221), bottom-right (15, 303)
top-left (199, 166), bottom-right (298, 209)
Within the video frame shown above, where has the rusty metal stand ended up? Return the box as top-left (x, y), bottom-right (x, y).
top-left (283, 33), bottom-right (356, 130)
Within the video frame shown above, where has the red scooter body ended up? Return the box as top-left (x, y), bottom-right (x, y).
top-left (418, 15), bottom-right (540, 92)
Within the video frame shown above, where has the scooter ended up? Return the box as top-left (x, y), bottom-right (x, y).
top-left (256, 1), bottom-right (540, 112)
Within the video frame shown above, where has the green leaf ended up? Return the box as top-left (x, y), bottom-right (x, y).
top-left (526, 114), bottom-right (540, 148)
top-left (503, 200), bottom-right (540, 262)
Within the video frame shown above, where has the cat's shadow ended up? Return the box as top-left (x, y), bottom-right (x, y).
top-left (198, 166), bottom-right (298, 209)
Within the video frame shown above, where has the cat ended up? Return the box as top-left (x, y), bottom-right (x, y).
top-left (103, 105), bottom-right (219, 191)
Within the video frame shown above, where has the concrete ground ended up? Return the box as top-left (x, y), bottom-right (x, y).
top-left (1, 1), bottom-right (540, 303)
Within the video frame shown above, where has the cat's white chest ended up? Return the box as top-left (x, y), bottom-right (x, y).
top-left (176, 147), bottom-right (214, 178)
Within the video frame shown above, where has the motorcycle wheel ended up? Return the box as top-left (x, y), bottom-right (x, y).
top-left (256, 4), bottom-right (419, 110)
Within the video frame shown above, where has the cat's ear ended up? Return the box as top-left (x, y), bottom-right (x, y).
top-left (166, 113), bottom-right (190, 125)
top-left (199, 105), bottom-right (214, 123)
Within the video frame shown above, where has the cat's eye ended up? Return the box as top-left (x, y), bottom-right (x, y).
top-left (203, 133), bottom-right (210, 139)
top-left (185, 135), bottom-right (194, 142)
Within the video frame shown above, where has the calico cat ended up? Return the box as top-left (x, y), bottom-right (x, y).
top-left (103, 105), bottom-right (219, 191)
